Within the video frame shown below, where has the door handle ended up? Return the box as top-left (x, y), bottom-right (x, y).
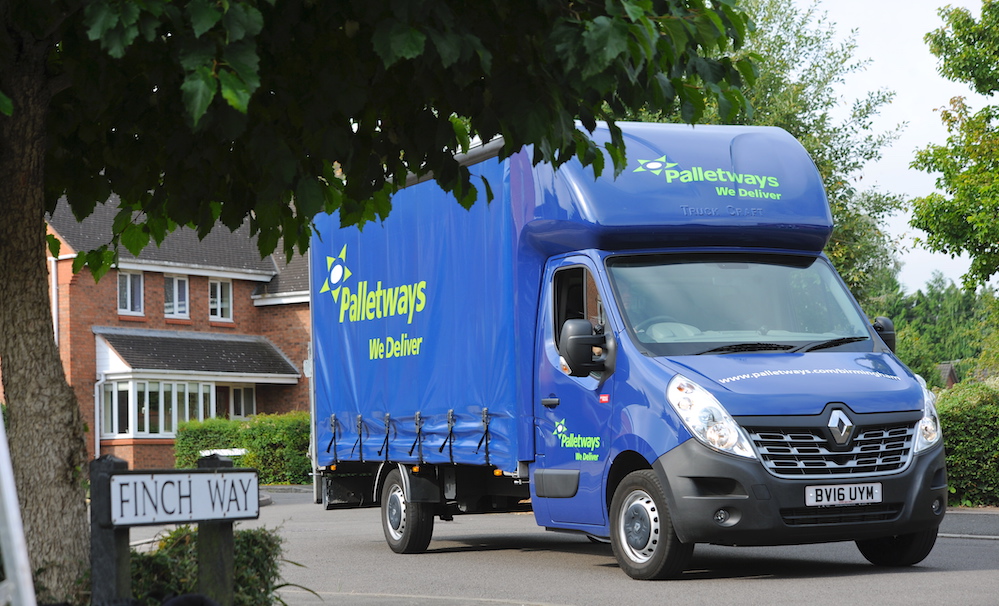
top-left (542, 397), bottom-right (560, 409)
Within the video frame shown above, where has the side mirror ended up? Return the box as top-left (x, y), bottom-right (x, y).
top-left (873, 316), bottom-right (896, 353)
top-left (559, 319), bottom-right (606, 377)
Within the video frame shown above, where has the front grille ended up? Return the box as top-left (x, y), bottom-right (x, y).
top-left (746, 423), bottom-right (916, 479)
top-left (781, 503), bottom-right (904, 526)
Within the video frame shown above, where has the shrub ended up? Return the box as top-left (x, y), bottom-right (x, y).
top-left (241, 412), bottom-right (311, 485)
top-left (174, 413), bottom-right (310, 484)
top-left (936, 380), bottom-right (999, 506)
top-left (131, 526), bottom-right (285, 606)
top-left (174, 417), bottom-right (245, 469)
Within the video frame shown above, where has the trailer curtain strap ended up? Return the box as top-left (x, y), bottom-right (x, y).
top-left (438, 409), bottom-right (456, 463)
top-left (475, 408), bottom-right (491, 466)
top-left (325, 414), bottom-right (339, 462)
top-left (350, 414), bottom-right (366, 462)
top-left (408, 412), bottom-right (425, 463)
top-left (377, 414), bottom-right (392, 460)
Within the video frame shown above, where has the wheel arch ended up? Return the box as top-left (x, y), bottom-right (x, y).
top-left (372, 462), bottom-right (404, 503)
top-left (605, 450), bottom-right (653, 513)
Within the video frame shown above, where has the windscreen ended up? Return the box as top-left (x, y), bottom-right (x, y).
top-left (607, 253), bottom-right (873, 356)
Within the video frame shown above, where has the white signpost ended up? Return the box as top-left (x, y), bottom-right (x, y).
top-left (110, 470), bottom-right (259, 526)
top-left (91, 456), bottom-right (260, 606)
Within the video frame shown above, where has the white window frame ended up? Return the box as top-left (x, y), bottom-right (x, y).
top-left (117, 271), bottom-right (143, 315)
top-left (229, 385), bottom-right (256, 419)
top-left (164, 275), bottom-right (189, 318)
top-left (209, 279), bottom-right (233, 322)
top-left (100, 379), bottom-right (217, 438)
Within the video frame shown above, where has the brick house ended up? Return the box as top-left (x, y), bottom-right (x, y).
top-left (38, 199), bottom-right (311, 469)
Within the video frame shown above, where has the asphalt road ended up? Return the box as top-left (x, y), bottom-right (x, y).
top-left (133, 488), bottom-right (999, 606)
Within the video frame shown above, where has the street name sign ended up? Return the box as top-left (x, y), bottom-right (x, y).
top-left (109, 469), bottom-right (259, 527)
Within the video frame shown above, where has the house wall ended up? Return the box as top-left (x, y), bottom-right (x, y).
top-left (49, 255), bottom-right (311, 470)
top-left (256, 301), bottom-right (311, 413)
top-left (100, 439), bottom-right (175, 469)
top-left (59, 258), bottom-right (114, 463)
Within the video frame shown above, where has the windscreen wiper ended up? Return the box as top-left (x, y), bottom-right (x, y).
top-left (695, 343), bottom-right (796, 355)
top-left (791, 336), bottom-right (870, 353)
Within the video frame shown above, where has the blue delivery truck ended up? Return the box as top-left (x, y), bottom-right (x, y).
top-left (309, 122), bottom-right (947, 579)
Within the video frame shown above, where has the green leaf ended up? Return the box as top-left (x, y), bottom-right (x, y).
top-left (0, 89), bottom-right (11, 116)
top-left (179, 37), bottom-right (216, 72)
top-left (119, 2), bottom-right (140, 27)
top-left (84, 1), bottom-right (118, 41)
top-left (224, 41), bottom-right (261, 90)
top-left (450, 116), bottom-right (470, 152)
top-left (181, 66), bottom-right (218, 126)
top-left (372, 21), bottom-right (427, 67)
top-left (120, 224), bottom-right (151, 257)
top-left (76, 247), bottom-right (116, 282)
top-left (219, 69), bottom-right (252, 113)
top-left (478, 175), bottom-right (494, 203)
top-left (702, 10), bottom-right (727, 48)
top-left (428, 29), bottom-right (461, 67)
top-left (46, 234), bottom-right (61, 258)
top-left (223, 4), bottom-right (264, 42)
top-left (294, 176), bottom-right (324, 219)
top-left (188, 0), bottom-right (223, 38)
top-left (692, 56), bottom-right (725, 85)
top-left (139, 13), bottom-right (161, 41)
top-left (72, 252), bottom-right (88, 275)
top-left (112, 208), bottom-right (134, 236)
top-left (146, 215), bottom-right (173, 245)
top-left (582, 17), bottom-right (629, 77)
top-left (621, 0), bottom-right (648, 22)
top-left (679, 89), bottom-right (705, 123)
top-left (606, 142), bottom-right (627, 175)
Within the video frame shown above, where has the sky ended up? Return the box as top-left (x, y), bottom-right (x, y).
top-left (792, 0), bottom-right (989, 293)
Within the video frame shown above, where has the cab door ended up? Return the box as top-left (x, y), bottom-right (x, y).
top-left (533, 256), bottom-right (614, 527)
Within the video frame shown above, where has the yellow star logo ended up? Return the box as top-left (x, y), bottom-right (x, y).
top-left (319, 244), bottom-right (351, 302)
top-left (633, 155), bottom-right (678, 175)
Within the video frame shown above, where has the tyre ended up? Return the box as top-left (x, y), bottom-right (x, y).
top-left (381, 469), bottom-right (434, 553)
top-left (856, 527), bottom-right (938, 567)
top-left (610, 469), bottom-right (692, 580)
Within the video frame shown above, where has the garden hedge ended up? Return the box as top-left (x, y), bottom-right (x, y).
top-left (936, 380), bottom-right (999, 507)
top-left (175, 412), bottom-right (310, 485)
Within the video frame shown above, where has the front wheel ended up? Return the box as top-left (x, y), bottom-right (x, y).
top-left (381, 469), bottom-right (434, 554)
top-left (610, 470), bottom-right (692, 579)
top-left (856, 527), bottom-right (938, 567)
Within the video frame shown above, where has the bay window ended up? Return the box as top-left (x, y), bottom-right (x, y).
top-left (100, 380), bottom-right (220, 438)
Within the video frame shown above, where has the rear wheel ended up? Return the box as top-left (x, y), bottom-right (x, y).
top-left (381, 469), bottom-right (434, 553)
top-left (856, 527), bottom-right (938, 567)
top-left (610, 470), bottom-right (692, 579)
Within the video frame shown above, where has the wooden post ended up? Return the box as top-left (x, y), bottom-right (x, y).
top-left (90, 455), bottom-right (130, 605)
top-left (197, 455), bottom-right (234, 606)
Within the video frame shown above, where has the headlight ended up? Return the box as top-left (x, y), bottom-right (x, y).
top-left (913, 375), bottom-right (942, 453)
top-left (667, 374), bottom-right (756, 458)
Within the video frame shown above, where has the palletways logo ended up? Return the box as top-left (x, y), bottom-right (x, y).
top-left (553, 418), bottom-right (601, 461)
top-left (319, 244), bottom-right (428, 360)
top-left (634, 154), bottom-right (784, 202)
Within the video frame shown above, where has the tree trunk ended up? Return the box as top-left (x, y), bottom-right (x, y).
top-left (0, 28), bottom-right (90, 604)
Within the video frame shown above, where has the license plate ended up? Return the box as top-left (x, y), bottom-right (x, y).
top-left (805, 483), bottom-right (882, 506)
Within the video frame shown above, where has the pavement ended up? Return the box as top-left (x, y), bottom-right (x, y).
top-left (938, 506), bottom-right (999, 540)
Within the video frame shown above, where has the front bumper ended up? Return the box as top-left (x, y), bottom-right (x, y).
top-left (655, 438), bottom-right (948, 546)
